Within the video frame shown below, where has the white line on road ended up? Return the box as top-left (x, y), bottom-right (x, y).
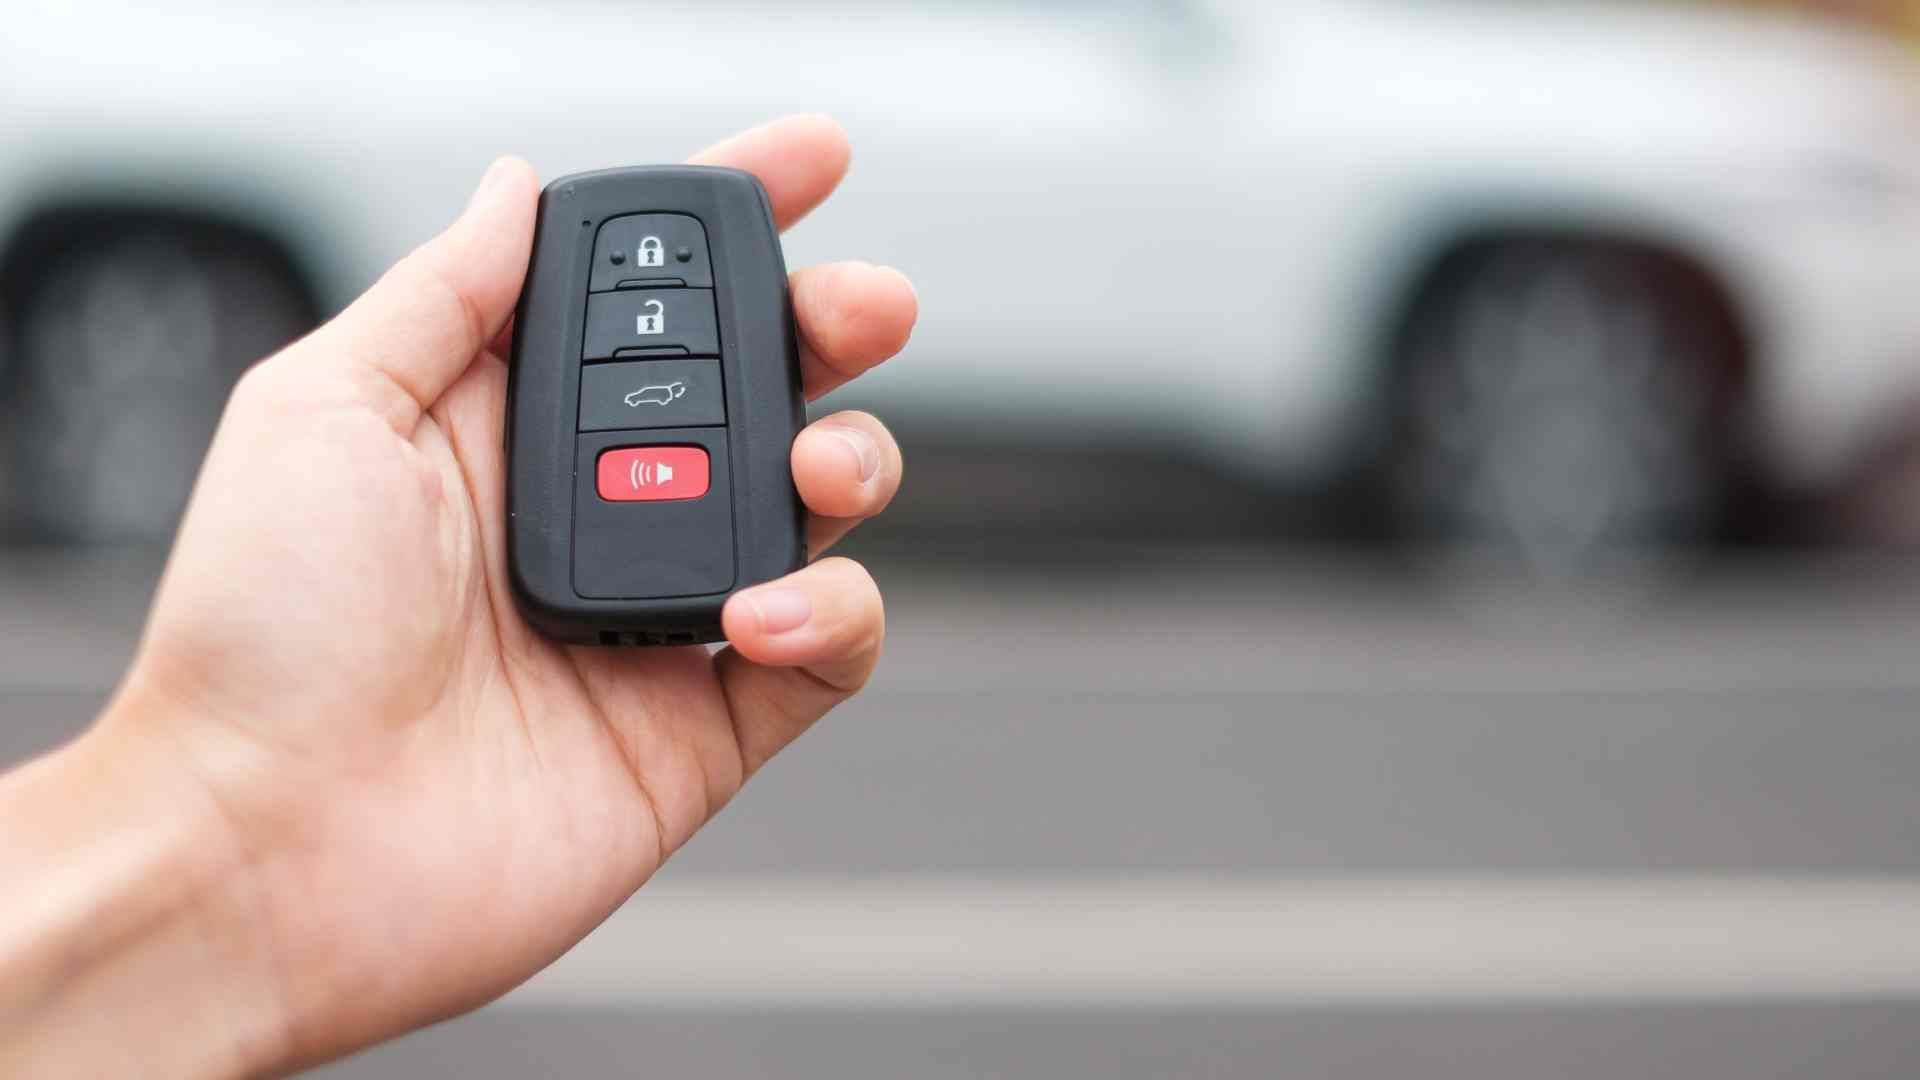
top-left (505, 876), bottom-right (1920, 1008)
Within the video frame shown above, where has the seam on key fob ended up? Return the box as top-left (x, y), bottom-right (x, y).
top-left (506, 166), bottom-right (806, 646)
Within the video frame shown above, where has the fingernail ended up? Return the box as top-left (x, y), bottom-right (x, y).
top-left (745, 588), bottom-right (812, 634)
top-left (468, 158), bottom-right (512, 210)
top-left (822, 426), bottom-right (881, 482)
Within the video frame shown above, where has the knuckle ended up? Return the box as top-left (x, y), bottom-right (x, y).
top-left (830, 647), bottom-right (882, 695)
top-left (227, 358), bottom-right (277, 406)
top-left (228, 354), bottom-right (304, 413)
top-left (839, 620), bottom-right (887, 690)
top-left (409, 256), bottom-right (491, 359)
top-left (816, 554), bottom-right (877, 591)
top-left (377, 249), bottom-right (489, 368)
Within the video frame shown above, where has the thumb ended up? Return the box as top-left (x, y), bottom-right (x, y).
top-left (300, 156), bottom-right (539, 425)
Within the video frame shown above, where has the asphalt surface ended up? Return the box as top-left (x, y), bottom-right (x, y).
top-left (322, 1002), bottom-right (1920, 1080)
top-left (9, 539), bottom-right (1920, 1076)
top-left (21, 539), bottom-right (1920, 876)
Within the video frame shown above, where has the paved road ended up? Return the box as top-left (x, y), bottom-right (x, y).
top-left (323, 1002), bottom-right (1920, 1080)
top-left (23, 542), bottom-right (1920, 876)
top-left (9, 542), bottom-right (1920, 1076)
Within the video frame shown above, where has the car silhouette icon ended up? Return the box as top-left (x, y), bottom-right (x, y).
top-left (623, 381), bottom-right (687, 408)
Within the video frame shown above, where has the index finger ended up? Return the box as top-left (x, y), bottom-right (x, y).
top-left (688, 114), bottom-right (852, 232)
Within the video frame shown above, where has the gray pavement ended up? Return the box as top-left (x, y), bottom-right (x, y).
top-left (17, 543), bottom-right (1920, 875)
top-left (320, 1002), bottom-right (1920, 1080)
top-left (10, 541), bottom-right (1920, 1076)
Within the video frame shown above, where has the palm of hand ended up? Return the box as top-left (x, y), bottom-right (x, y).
top-left (109, 119), bottom-right (913, 1063)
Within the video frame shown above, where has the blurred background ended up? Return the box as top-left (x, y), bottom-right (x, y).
top-left (9, 0), bottom-right (1920, 1075)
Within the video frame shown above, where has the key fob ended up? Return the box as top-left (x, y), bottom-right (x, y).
top-left (507, 166), bottom-right (805, 645)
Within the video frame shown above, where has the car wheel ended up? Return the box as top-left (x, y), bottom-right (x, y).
top-left (1377, 241), bottom-right (1746, 575)
top-left (2, 218), bottom-right (317, 543)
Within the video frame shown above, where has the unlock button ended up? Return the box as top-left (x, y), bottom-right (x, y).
top-left (583, 288), bottom-right (720, 360)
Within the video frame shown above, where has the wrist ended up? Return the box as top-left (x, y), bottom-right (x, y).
top-left (0, 696), bottom-right (291, 1078)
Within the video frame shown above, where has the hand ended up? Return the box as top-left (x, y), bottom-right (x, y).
top-left (74, 117), bottom-right (914, 1071)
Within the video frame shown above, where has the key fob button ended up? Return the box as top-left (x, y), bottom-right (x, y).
top-left (595, 446), bottom-right (711, 502)
top-left (592, 213), bottom-right (713, 290)
top-left (572, 428), bottom-right (737, 600)
top-left (584, 288), bottom-right (720, 359)
top-left (579, 359), bottom-right (726, 432)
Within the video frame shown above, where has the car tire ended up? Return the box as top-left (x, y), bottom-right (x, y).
top-left (1374, 240), bottom-right (1747, 575)
top-left (1, 217), bottom-right (317, 543)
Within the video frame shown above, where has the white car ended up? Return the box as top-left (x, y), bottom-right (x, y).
top-left (4, 0), bottom-right (1918, 557)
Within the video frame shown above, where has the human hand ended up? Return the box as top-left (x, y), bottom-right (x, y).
top-left (66, 116), bottom-right (913, 1072)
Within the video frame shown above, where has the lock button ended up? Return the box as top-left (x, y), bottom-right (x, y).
top-left (591, 213), bottom-right (713, 291)
top-left (583, 288), bottom-right (721, 360)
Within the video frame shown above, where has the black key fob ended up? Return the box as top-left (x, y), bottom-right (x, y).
top-left (507, 166), bottom-right (805, 645)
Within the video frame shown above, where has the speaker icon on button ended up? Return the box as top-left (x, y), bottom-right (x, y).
top-left (628, 459), bottom-right (673, 489)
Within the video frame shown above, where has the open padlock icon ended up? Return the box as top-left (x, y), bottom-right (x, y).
top-left (635, 298), bottom-right (666, 335)
top-left (637, 235), bottom-right (665, 268)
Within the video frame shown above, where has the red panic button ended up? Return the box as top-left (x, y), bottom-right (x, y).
top-left (596, 446), bottom-right (710, 502)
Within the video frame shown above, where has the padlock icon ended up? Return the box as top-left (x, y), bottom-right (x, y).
top-left (636, 298), bottom-right (666, 335)
top-left (637, 236), bottom-right (665, 268)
